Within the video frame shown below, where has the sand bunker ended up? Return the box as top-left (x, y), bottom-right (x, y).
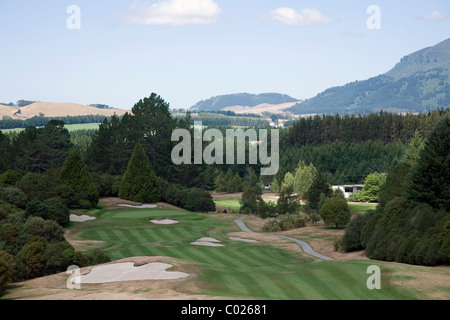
top-left (229, 237), bottom-right (259, 243)
top-left (150, 218), bottom-right (179, 225)
top-left (70, 214), bottom-right (96, 222)
top-left (80, 262), bottom-right (189, 284)
top-left (118, 204), bottom-right (157, 209)
top-left (190, 237), bottom-right (225, 247)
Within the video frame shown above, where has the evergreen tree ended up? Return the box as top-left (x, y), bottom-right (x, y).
top-left (59, 148), bottom-right (99, 208)
top-left (119, 143), bottom-right (160, 203)
top-left (306, 172), bottom-right (332, 210)
top-left (406, 117), bottom-right (450, 211)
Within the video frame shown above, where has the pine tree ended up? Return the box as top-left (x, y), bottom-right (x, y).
top-left (306, 172), bottom-right (332, 210)
top-left (59, 148), bottom-right (99, 208)
top-left (406, 117), bottom-right (450, 211)
top-left (119, 143), bottom-right (160, 203)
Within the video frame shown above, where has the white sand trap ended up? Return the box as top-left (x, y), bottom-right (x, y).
top-left (118, 204), bottom-right (157, 209)
top-left (70, 214), bottom-right (96, 222)
top-left (150, 218), bottom-right (179, 225)
top-left (190, 237), bottom-right (225, 247)
top-left (229, 237), bottom-right (259, 243)
top-left (80, 262), bottom-right (189, 284)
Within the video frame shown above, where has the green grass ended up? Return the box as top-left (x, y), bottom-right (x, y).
top-left (215, 199), bottom-right (377, 215)
top-left (214, 200), bottom-right (241, 211)
top-left (1, 123), bottom-right (101, 134)
top-left (348, 203), bottom-right (378, 214)
top-left (72, 206), bottom-right (426, 300)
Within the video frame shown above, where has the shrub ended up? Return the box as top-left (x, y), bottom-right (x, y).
top-left (43, 198), bottom-right (70, 227)
top-left (263, 216), bottom-right (306, 232)
top-left (342, 213), bottom-right (371, 252)
top-left (86, 248), bottom-right (111, 266)
top-left (17, 172), bottom-right (55, 201)
top-left (0, 187), bottom-right (27, 209)
top-left (23, 217), bottom-right (65, 243)
top-left (44, 242), bottom-right (80, 275)
top-left (20, 236), bottom-right (47, 279)
top-left (320, 197), bottom-right (351, 228)
top-left (25, 198), bottom-right (46, 219)
top-left (0, 250), bottom-right (15, 295)
top-left (0, 170), bottom-right (19, 187)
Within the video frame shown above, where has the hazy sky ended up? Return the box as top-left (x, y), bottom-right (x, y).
top-left (1, 0), bottom-right (449, 110)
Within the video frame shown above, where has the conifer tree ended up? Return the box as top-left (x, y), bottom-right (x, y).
top-left (306, 172), bottom-right (332, 210)
top-left (59, 148), bottom-right (99, 208)
top-left (406, 117), bottom-right (450, 211)
top-left (119, 143), bottom-right (160, 203)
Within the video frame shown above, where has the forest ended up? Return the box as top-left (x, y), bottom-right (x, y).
top-left (0, 93), bottom-right (449, 295)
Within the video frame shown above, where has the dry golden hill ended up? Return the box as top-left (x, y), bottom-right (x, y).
top-left (222, 101), bottom-right (300, 115)
top-left (2, 102), bottom-right (130, 120)
top-left (0, 104), bottom-right (17, 119)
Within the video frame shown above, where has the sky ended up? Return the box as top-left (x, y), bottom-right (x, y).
top-left (0, 0), bottom-right (449, 110)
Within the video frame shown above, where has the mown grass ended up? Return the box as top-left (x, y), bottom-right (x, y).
top-left (1, 123), bottom-right (101, 134)
top-left (215, 199), bottom-right (377, 215)
top-left (71, 206), bottom-right (427, 300)
top-left (214, 200), bottom-right (242, 211)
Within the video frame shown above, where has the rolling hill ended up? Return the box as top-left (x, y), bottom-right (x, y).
top-left (288, 38), bottom-right (450, 115)
top-left (191, 93), bottom-right (299, 113)
top-left (0, 102), bottom-right (129, 120)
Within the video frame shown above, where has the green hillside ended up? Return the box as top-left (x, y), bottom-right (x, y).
top-left (289, 38), bottom-right (450, 115)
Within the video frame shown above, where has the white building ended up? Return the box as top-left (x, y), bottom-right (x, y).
top-left (332, 185), bottom-right (364, 199)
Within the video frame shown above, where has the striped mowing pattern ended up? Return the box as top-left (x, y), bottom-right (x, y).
top-left (77, 208), bottom-right (419, 300)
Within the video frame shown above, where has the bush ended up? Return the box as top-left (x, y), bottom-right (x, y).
top-left (0, 250), bottom-right (15, 295)
top-left (86, 248), bottom-right (111, 266)
top-left (43, 198), bottom-right (70, 227)
top-left (25, 198), bottom-right (46, 219)
top-left (20, 236), bottom-right (47, 279)
top-left (263, 216), bottom-right (306, 232)
top-left (17, 172), bottom-right (55, 201)
top-left (23, 217), bottom-right (65, 243)
top-left (44, 242), bottom-right (81, 275)
top-left (55, 184), bottom-right (77, 206)
top-left (0, 170), bottom-right (19, 187)
top-left (320, 197), bottom-right (351, 228)
top-left (342, 213), bottom-right (371, 252)
top-left (0, 187), bottom-right (28, 209)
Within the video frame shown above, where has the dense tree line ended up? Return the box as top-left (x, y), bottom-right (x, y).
top-left (279, 140), bottom-right (405, 185)
top-left (342, 117), bottom-right (450, 266)
top-left (174, 113), bottom-right (270, 127)
top-left (287, 109), bottom-right (450, 147)
top-left (0, 115), bottom-right (117, 130)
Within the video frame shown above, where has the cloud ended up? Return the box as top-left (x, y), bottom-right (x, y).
top-left (268, 7), bottom-right (331, 27)
top-left (423, 10), bottom-right (448, 21)
top-left (120, 0), bottom-right (221, 26)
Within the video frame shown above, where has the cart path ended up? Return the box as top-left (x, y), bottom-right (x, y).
top-left (234, 219), bottom-right (333, 261)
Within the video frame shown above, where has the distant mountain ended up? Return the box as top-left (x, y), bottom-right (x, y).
top-left (288, 38), bottom-right (450, 115)
top-left (191, 93), bottom-right (298, 112)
